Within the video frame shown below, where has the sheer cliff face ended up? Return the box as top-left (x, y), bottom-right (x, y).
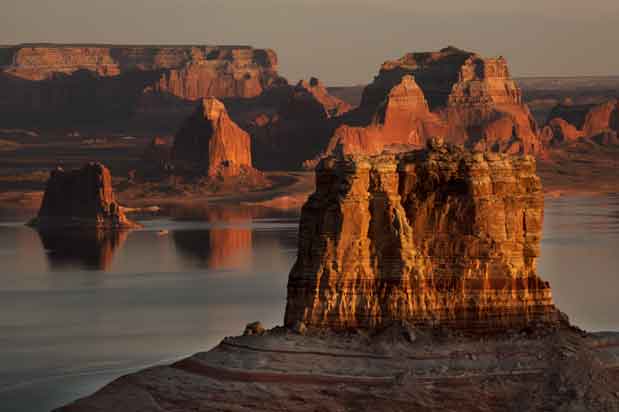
top-left (327, 47), bottom-right (542, 159)
top-left (32, 162), bottom-right (138, 229)
top-left (171, 98), bottom-right (254, 177)
top-left (2, 45), bottom-right (280, 98)
top-left (0, 45), bottom-right (283, 127)
top-left (285, 142), bottom-right (558, 331)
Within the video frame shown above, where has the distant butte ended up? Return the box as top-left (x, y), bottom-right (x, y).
top-left (319, 47), bottom-right (542, 162)
top-left (28, 162), bottom-right (139, 229)
top-left (171, 97), bottom-right (265, 181)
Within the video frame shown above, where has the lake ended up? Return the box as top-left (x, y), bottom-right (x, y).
top-left (0, 195), bottom-right (618, 411)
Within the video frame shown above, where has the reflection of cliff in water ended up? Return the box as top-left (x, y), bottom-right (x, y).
top-left (36, 229), bottom-right (129, 271)
top-left (172, 228), bottom-right (252, 270)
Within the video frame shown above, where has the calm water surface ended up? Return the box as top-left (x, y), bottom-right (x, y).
top-left (0, 195), bottom-right (618, 412)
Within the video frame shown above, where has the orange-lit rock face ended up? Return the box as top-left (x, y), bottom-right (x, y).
top-left (172, 98), bottom-right (255, 177)
top-left (285, 142), bottom-right (558, 331)
top-left (325, 76), bottom-right (445, 156)
top-left (540, 118), bottom-right (584, 147)
top-left (2, 45), bottom-right (280, 99)
top-left (292, 78), bottom-right (351, 118)
top-left (544, 99), bottom-right (618, 146)
top-left (32, 162), bottom-right (138, 229)
top-left (335, 47), bottom-right (542, 158)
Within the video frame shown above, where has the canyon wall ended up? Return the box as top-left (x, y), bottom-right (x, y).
top-left (285, 140), bottom-right (559, 331)
top-left (0, 44), bottom-right (284, 128)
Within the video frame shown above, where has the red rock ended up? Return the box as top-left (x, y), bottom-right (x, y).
top-left (286, 140), bottom-right (559, 331)
top-left (292, 77), bottom-right (351, 118)
top-left (540, 118), bottom-right (583, 146)
top-left (317, 47), bottom-right (542, 163)
top-left (543, 99), bottom-right (618, 146)
top-left (244, 79), bottom-right (348, 170)
top-left (582, 99), bottom-right (618, 137)
top-left (29, 162), bottom-right (139, 229)
top-left (0, 44), bottom-right (284, 128)
top-left (323, 75), bottom-right (445, 157)
top-left (171, 97), bottom-right (257, 177)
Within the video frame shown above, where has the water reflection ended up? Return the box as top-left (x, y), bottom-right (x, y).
top-left (36, 229), bottom-right (129, 271)
top-left (172, 228), bottom-right (252, 269)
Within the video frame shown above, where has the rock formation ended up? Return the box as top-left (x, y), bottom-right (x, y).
top-left (1, 45), bottom-right (281, 97)
top-left (243, 78), bottom-right (350, 170)
top-left (171, 97), bottom-right (257, 178)
top-left (544, 99), bottom-right (618, 145)
top-left (324, 76), bottom-right (445, 157)
top-left (29, 162), bottom-right (139, 229)
top-left (0, 44), bottom-right (284, 128)
top-left (285, 140), bottom-right (559, 331)
top-left (540, 118), bottom-right (583, 147)
top-left (320, 47), bottom-right (542, 161)
top-left (289, 77), bottom-right (351, 118)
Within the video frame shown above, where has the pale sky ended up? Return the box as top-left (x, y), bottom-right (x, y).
top-left (2, 0), bottom-right (619, 85)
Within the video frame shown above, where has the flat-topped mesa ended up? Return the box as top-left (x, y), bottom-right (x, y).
top-left (29, 163), bottom-right (139, 229)
top-left (171, 97), bottom-right (257, 177)
top-left (355, 47), bottom-right (541, 156)
top-left (285, 140), bottom-right (560, 332)
top-left (2, 45), bottom-right (282, 99)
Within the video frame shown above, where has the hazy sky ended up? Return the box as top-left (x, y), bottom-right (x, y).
top-left (2, 0), bottom-right (619, 85)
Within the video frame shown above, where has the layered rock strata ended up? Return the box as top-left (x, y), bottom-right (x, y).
top-left (1, 45), bottom-right (281, 97)
top-left (325, 76), bottom-right (445, 157)
top-left (285, 141), bottom-right (559, 331)
top-left (0, 44), bottom-right (284, 128)
top-left (322, 47), bottom-right (542, 160)
top-left (29, 162), bottom-right (139, 229)
top-left (171, 97), bottom-right (258, 178)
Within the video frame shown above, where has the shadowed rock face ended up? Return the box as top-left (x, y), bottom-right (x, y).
top-left (322, 47), bottom-right (541, 160)
top-left (171, 97), bottom-right (256, 177)
top-left (545, 99), bottom-right (619, 145)
top-left (285, 140), bottom-right (559, 331)
top-left (0, 44), bottom-right (284, 128)
top-left (29, 163), bottom-right (139, 229)
top-left (2, 45), bottom-right (281, 97)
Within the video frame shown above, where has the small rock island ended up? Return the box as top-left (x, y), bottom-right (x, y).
top-left (28, 162), bottom-right (140, 229)
top-left (56, 144), bottom-right (619, 412)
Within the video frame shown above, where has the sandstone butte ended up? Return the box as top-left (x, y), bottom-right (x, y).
top-left (28, 162), bottom-right (139, 229)
top-left (286, 139), bottom-right (558, 331)
top-left (543, 99), bottom-right (619, 146)
top-left (322, 47), bottom-right (542, 161)
top-left (171, 97), bottom-right (259, 178)
top-left (56, 145), bottom-right (619, 412)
